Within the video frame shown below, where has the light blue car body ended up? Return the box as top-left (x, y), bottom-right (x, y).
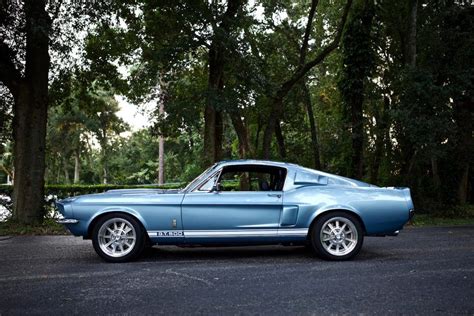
top-left (57, 160), bottom-right (414, 245)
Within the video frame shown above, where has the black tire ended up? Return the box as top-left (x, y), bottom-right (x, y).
top-left (309, 211), bottom-right (364, 261)
top-left (92, 213), bottom-right (146, 263)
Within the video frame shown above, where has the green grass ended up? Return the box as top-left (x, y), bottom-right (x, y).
top-left (410, 214), bottom-right (474, 227)
top-left (409, 204), bottom-right (474, 227)
top-left (0, 218), bottom-right (69, 236)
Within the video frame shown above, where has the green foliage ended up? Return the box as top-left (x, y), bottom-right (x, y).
top-left (1, 0), bottom-right (472, 222)
top-left (46, 71), bottom-right (129, 184)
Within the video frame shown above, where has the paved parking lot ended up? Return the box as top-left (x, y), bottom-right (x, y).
top-left (0, 226), bottom-right (473, 315)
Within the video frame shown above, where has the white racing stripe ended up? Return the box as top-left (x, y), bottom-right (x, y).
top-left (147, 228), bottom-right (308, 238)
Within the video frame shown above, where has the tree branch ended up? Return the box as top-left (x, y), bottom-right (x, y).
top-left (278, 0), bottom-right (353, 97)
top-left (0, 164), bottom-right (13, 180)
top-left (299, 0), bottom-right (319, 66)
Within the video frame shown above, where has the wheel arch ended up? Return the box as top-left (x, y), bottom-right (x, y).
top-left (86, 208), bottom-right (148, 239)
top-left (307, 208), bottom-right (367, 240)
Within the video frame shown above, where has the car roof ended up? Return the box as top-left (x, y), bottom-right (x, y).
top-left (217, 159), bottom-right (299, 170)
top-left (215, 160), bottom-right (372, 187)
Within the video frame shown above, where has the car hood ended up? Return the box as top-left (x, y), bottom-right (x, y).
top-left (57, 188), bottom-right (183, 205)
top-left (104, 188), bottom-right (182, 195)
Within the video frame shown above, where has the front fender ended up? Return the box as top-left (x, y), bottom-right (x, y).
top-left (86, 206), bottom-right (148, 233)
top-left (67, 204), bottom-right (147, 238)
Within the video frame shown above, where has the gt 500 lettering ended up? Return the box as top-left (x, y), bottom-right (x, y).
top-left (156, 231), bottom-right (183, 237)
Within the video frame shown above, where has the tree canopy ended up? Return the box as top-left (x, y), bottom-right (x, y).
top-left (0, 0), bottom-right (473, 223)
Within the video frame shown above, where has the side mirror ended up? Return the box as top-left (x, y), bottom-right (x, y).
top-left (211, 182), bottom-right (222, 192)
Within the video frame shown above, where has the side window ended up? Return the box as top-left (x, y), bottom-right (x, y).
top-left (197, 173), bottom-right (218, 191)
top-left (218, 166), bottom-right (286, 192)
top-left (220, 170), bottom-right (251, 191)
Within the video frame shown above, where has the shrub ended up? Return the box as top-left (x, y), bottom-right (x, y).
top-left (0, 183), bottom-right (185, 221)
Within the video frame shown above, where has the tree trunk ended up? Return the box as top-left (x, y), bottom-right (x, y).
top-left (10, 0), bottom-right (51, 224)
top-left (101, 138), bottom-right (108, 184)
top-left (369, 95), bottom-right (389, 184)
top-left (203, 0), bottom-right (243, 166)
top-left (56, 159), bottom-right (61, 183)
top-left (73, 149), bottom-right (80, 184)
top-left (454, 99), bottom-right (473, 204)
top-left (215, 109), bottom-right (223, 161)
top-left (102, 166), bottom-right (108, 184)
top-left (12, 84), bottom-right (48, 223)
top-left (405, 0), bottom-right (418, 67)
top-left (203, 45), bottom-right (224, 166)
top-left (255, 115), bottom-right (262, 153)
top-left (262, 97), bottom-right (284, 159)
top-left (275, 121), bottom-right (286, 159)
top-left (431, 157), bottom-right (441, 188)
top-left (158, 101), bottom-right (165, 185)
top-left (350, 91), bottom-right (364, 179)
top-left (229, 113), bottom-right (251, 158)
top-left (302, 83), bottom-right (321, 169)
top-left (63, 158), bottom-right (70, 184)
top-left (203, 105), bottom-right (218, 166)
top-left (339, 0), bottom-right (374, 180)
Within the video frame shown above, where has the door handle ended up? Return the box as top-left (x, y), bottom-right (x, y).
top-left (267, 193), bottom-right (282, 198)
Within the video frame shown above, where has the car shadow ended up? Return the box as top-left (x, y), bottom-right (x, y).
top-left (138, 244), bottom-right (313, 262)
top-left (136, 244), bottom-right (396, 263)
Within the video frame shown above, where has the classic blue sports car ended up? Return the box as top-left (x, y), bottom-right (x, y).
top-left (57, 160), bottom-right (414, 262)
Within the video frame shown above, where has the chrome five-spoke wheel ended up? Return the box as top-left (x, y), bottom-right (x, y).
top-left (92, 213), bottom-right (145, 262)
top-left (310, 212), bottom-right (364, 260)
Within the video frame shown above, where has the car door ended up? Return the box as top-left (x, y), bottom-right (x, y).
top-left (181, 165), bottom-right (286, 243)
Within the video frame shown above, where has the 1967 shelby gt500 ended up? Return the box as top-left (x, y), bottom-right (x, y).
top-left (57, 160), bottom-right (414, 262)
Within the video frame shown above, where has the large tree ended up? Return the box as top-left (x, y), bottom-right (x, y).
top-left (0, 0), bottom-right (51, 223)
top-left (1, 0), bottom-right (110, 222)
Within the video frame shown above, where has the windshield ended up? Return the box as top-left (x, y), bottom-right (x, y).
top-left (182, 163), bottom-right (220, 192)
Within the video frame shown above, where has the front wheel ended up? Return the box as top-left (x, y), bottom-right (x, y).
top-left (310, 212), bottom-right (364, 261)
top-left (92, 213), bottom-right (146, 263)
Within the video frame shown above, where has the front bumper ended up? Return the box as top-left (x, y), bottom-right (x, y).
top-left (56, 217), bottom-right (79, 224)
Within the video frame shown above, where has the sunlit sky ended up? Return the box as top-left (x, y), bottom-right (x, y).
top-left (115, 95), bottom-right (153, 132)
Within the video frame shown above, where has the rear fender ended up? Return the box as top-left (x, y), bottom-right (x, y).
top-left (306, 205), bottom-right (365, 232)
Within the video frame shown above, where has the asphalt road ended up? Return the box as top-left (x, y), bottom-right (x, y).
top-left (0, 226), bottom-right (473, 315)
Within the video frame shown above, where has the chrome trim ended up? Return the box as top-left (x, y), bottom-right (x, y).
top-left (278, 228), bottom-right (308, 236)
top-left (56, 218), bottom-right (79, 224)
top-left (147, 228), bottom-right (308, 238)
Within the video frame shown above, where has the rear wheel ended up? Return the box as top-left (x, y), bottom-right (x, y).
top-left (92, 213), bottom-right (146, 262)
top-left (310, 212), bottom-right (363, 260)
